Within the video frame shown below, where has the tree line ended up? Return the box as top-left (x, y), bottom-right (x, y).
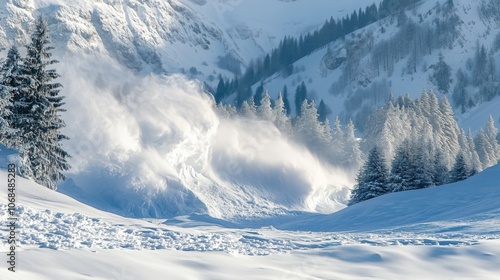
top-left (0, 16), bottom-right (69, 190)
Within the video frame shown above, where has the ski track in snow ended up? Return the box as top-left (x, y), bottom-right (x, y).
top-left (2, 204), bottom-right (498, 255)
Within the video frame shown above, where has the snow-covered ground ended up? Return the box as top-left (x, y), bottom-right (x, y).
top-left (1, 163), bottom-right (500, 279)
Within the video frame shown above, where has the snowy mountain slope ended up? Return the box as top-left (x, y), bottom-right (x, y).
top-left (1, 165), bottom-right (500, 279)
top-left (257, 0), bottom-right (500, 129)
top-left (0, 0), bottom-right (382, 76)
top-left (284, 164), bottom-right (500, 233)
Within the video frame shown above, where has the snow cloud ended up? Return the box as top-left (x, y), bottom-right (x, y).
top-left (57, 54), bottom-right (351, 219)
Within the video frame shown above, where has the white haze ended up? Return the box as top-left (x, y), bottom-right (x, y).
top-left (57, 55), bottom-right (352, 219)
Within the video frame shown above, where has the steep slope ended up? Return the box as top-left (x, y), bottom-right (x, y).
top-left (257, 0), bottom-right (500, 130)
top-left (0, 0), bottom-right (382, 77)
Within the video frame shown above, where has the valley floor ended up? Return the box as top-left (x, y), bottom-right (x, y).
top-left (1, 169), bottom-right (500, 279)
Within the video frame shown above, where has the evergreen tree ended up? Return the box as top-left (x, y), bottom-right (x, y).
top-left (214, 77), bottom-right (226, 104)
top-left (452, 68), bottom-right (469, 112)
top-left (295, 100), bottom-right (324, 149)
top-left (254, 82), bottom-right (264, 106)
top-left (317, 99), bottom-right (329, 122)
top-left (0, 46), bottom-right (22, 145)
top-left (343, 119), bottom-right (363, 169)
top-left (282, 85), bottom-right (291, 115)
top-left (331, 117), bottom-right (345, 163)
top-left (389, 140), bottom-right (415, 192)
top-left (240, 99), bottom-right (257, 119)
top-left (432, 52), bottom-right (452, 94)
top-left (450, 153), bottom-right (469, 182)
top-left (273, 92), bottom-right (292, 135)
top-left (257, 90), bottom-right (274, 122)
top-left (11, 16), bottom-right (70, 189)
top-left (485, 115), bottom-right (500, 161)
top-left (433, 149), bottom-right (450, 185)
top-left (294, 82), bottom-right (307, 116)
top-left (349, 146), bottom-right (390, 205)
top-left (474, 128), bottom-right (494, 169)
top-left (466, 128), bottom-right (482, 174)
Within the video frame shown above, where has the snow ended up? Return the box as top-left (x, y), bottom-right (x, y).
top-left (2, 0), bottom-right (500, 278)
top-left (1, 163), bottom-right (500, 279)
top-left (54, 54), bottom-right (352, 219)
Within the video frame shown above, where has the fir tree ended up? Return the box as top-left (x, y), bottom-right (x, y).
top-left (257, 90), bottom-right (274, 122)
top-left (343, 119), bottom-right (363, 169)
top-left (282, 85), bottom-right (291, 116)
top-left (349, 146), bottom-right (390, 205)
top-left (294, 82), bottom-right (307, 116)
top-left (317, 99), bottom-right (329, 122)
top-left (389, 140), bottom-right (416, 192)
top-left (450, 153), bottom-right (469, 182)
top-left (273, 92), bottom-right (292, 135)
top-left (11, 16), bottom-right (70, 189)
top-left (0, 46), bottom-right (22, 145)
top-left (254, 82), bottom-right (264, 106)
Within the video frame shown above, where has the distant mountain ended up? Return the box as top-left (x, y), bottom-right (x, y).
top-left (0, 0), bottom-right (381, 76)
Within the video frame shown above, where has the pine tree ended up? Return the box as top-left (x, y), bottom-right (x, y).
top-left (295, 100), bottom-right (324, 149)
top-left (433, 149), bottom-right (450, 185)
top-left (432, 53), bottom-right (452, 94)
top-left (343, 119), bottom-right (363, 169)
top-left (317, 99), bottom-right (329, 122)
top-left (450, 153), bottom-right (469, 182)
top-left (389, 140), bottom-right (415, 192)
top-left (485, 115), bottom-right (500, 161)
top-left (0, 46), bottom-right (22, 146)
top-left (474, 128), bottom-right (494, 169)
top-left (257, 90), bottom-right (274, 122)
top-left (467, 128), bottom-right (482, 174)
top-left (331, 116), bottom-right (344, 156)
top-left (349, 146), bottom-right (390, 205)
top-left (214, 77), bottom-right (226, 104)
top-left (240, 99), bottom-right (257, 119)
top-left (11, 16), bottom-right (70, 189)
top-left (452, 68), bottom-right (469, 112)
top-left (282, 85), bottom-right (291, 115)
top-left (254, 82), bottom-right (264, 106)
top-left (273, 92), bottom-right (292, 135)
top-left (294, 82), bottom-right (307, 116)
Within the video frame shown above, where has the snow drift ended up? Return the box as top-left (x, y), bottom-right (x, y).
top-left (57, 55), bottom-right (351, 219)
top-left (284, 164), bottom-right (500, 232)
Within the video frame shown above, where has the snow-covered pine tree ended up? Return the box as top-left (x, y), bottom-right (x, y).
top-left (450, 153), bottom-right (469, 182)
top-left (438, 96), bottom-right (460, 169)
top-left (257, 90), bottom-right (274, 122)
top-left (272, 92), bottom-right (292, 135)
top-left (433, 149), bottom-right (450, 185)
top-left (295, 99), bottom-right (325, 150)
top-left (389, 140), bottom-right (415, 192)
top-left (240, 99), bottom-right (257, 119)
top-left (349, 146), bottom-right (390, 205)
top-left (0, 46), bottom-right (22, 145)
top-left (467, 128), bottom-right (482, 174)
top-left (331, 116), bottom-right (344, 160)
top-left (413, 139), bottom-right (435, 189)
top-left (343, 119), bottom-right (363, 169)
top-left (475, 128), bottom-right (495, 169)
top-left (485, 115), bottom-right (500, 162)
top-left (11, 16), bottom-right (70, 190)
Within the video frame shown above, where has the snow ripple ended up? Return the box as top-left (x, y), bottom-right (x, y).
top-left (2, 204), bottom-right (499, 255)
